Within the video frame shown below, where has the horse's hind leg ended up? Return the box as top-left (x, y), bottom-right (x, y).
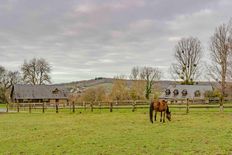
top-left (160, 112), bottom-right (162, 122)
top-left (163, 112), bottom-right (165, 123)
top-left (154, 111), bottom-right (157, 121)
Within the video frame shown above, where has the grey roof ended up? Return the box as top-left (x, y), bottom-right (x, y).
top-left (11, 84), bottom-right (69, 100)
top-left (159, 84), bottom-right (213, 99)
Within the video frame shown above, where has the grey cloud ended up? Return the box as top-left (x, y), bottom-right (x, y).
top-left (0, 0), bottom-right (231, 83)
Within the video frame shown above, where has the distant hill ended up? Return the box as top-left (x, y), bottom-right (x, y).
top-left (56, 77), bottom-right (218, 94)
top-left (56, 78), bottom-right (114, 93)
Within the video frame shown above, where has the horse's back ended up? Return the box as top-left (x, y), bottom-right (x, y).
top-left (154, 100), bottom-right (167, 112)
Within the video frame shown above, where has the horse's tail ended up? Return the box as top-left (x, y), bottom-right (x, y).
top-left (149, 102), bottom-right (154, 123)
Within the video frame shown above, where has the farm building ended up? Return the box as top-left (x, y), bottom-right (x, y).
top-left (159, 84), bottom-right (213, 100)
top-left (10, 84), bottom-right (69, 104)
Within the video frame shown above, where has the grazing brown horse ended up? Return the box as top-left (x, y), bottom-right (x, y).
top-left (150, 100), bottom-right (171, 123)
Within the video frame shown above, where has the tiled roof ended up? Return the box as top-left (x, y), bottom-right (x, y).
top-left (11, 84), bottom-right (69, 100)
top-left (159, 84), bottom-right (213, 99)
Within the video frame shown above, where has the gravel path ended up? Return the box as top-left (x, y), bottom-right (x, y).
top-left (0, 108), bottom-right (6, 112)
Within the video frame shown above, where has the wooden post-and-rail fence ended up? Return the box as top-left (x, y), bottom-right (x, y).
top-left (5, 99), bottom-right (232, 114)
top-left (6, 100), bottom-right (146, 113)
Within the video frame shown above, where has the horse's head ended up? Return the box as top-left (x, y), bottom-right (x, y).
top-left (166, 111), bottom-right (171, 121)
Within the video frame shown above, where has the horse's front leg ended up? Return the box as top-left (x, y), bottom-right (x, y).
top-left (163, 112), bottom-right (165, 123)
top-left (154, 111), bottom-right (157, 121)
top-left (160, 112), bottom-right (162, 122)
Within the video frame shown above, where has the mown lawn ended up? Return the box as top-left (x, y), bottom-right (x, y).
top-left (0, 109), bottom-right (231, 155)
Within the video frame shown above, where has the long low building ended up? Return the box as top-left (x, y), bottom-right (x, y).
top-left (10, 84), bottom-right (69, 104)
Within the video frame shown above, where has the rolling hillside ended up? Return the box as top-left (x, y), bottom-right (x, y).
top-left (59, 78), bottom-right (114, 93)
top-left (57, 77), bottom-right (216, 94)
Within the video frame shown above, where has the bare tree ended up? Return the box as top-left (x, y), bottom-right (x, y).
top-left (0, 66), bottom-right (6, 86)
top-left (0, 66), bottom-right (7, 103)
top-left (228, 58), bottom-right (232, 80)
top-left (130, 66), bottom-right (140, 80)
top-left (0, 66), bottom-right (21, 90)
top-left (208, 20), bottom-right (232, 111)
top-left (110, 76), bottom-right (129, 101)
top-left (171, 37), bottom-right (202, 84)
top-left (0, 66), bottom-right (21, 103)
top-left (4, 71), bottom-right (21, 89)
top-left (129, 66), bottom-right (145, 100)
top-left (21, 58), bottom-right (51, 85)
top-left (140, 67), bottom-right (161, 99)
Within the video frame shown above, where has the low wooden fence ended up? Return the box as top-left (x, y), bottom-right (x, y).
top-left (5, 99), bottom-right (232, 114)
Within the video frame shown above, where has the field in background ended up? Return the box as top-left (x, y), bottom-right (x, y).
top-left (0, 109), bottom-right (232, 154)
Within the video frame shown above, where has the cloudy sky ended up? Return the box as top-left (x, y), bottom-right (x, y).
top-left (0, 0), bottom-right (231, 83)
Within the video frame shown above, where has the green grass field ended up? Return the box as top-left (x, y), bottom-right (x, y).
top-left (0, 109), bottom-right (232, 155)
top-left (0, 104), bottom-right (6, 108)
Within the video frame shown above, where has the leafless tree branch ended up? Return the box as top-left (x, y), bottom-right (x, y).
top-left (21, 58), bottom-right (51, 85)
top-left (171, 37), bottom-right (202, 84)
top-left (208, 19), bottom-right (232, 108)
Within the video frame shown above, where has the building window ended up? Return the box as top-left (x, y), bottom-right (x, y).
top-left (165, 89), bottom-right (171, 96)
top-left (173, 89), bottom-right (179, 96)
top-left (182, 89), bottom-right (188, 96)
top-left (52, 88), bottom-right (60, 94)
top-left (194, 90), bottom-right (201, 97)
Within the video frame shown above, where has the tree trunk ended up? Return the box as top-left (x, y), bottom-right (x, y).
top-left (220, 97), bottom-right (224, 112)
top-left (221, 65), bottom-right (226, 112)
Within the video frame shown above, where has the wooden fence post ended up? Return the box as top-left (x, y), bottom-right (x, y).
top-left (72, 101), bottom-right (75, 113)
top-left (42, 102), bottom-right (45, 113)
top-left (83, 101), bottom-right (86, 111)
top-left (98, 102), bottom-right (101, 110)
top-left (56, 103), bottom-right (59, 113)
top-left (29, 103), bottom-right (31, 113)
top-left (132, 100), bottom-right (136, 112)
top-left (17, 102), bottom-right (19, 113)
top-left (186, 98), bottom-right (189, 114)
top-left (90, 102), bottom-right (93, 112)
top-left (110, 102), bottom-right (113, 112)
top-left (219, 97), bottom-right (224, 112)
top-left (6, 103), bottom-right (9, 113)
